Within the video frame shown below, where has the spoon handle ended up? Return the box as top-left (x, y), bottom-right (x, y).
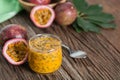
top-left (62, 44), bottom-right (71, 51)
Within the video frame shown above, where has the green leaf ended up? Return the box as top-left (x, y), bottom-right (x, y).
top-left (72, 0), bottom-right (88, 12)
top-left (72, 21), bottom-right (82, 33)
top-left (77, 17), bottom-right (100, 33)
top-left (84, 4), bottom-right (103, 15)
top-left (89, 20), bottom-right (116, 28)
top-left (98, 23), bottom-right (116, 28)
top-left (71, 0), bottom-right (116, 33)
top-left (86, 13), bottom-right (114, 23)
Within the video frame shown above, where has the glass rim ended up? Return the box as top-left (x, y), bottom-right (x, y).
top-left (29, 34), bottom-right (62, 53)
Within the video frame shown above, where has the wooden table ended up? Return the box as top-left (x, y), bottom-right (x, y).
top-left (0, 0), bottom-right (120, 80)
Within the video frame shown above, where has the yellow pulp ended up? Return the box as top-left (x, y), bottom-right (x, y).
top-left (7, 41), bottom-right (27, 62)
top-left (34, 9), bottom-right (51, 25)
top-left (28, 36), bottom-right (62, 74)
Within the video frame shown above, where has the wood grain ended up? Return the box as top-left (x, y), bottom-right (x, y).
top-left (0, 0), bottom-right (120, 80)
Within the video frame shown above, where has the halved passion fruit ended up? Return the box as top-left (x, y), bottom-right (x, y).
top-left (2, 38), bottom-right (28, 65)
top-left (30, 5), bottom-right (55, 28)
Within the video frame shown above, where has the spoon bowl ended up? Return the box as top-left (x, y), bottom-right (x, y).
top-left (62, 44), bottom-right (87, 58)
top-left (70, 51), bottom-right (87, 58)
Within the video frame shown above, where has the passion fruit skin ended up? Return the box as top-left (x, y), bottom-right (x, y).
top-left (30, 5), bottom-right (55, 28)
top-left (2, 38), bottom-right (28, 65)
top-left (28, 0), bottom-right (51, 5)
top-left (0, 24), bottom-right (27, 46)
top-left (55, 2), bottom-right (77, 26)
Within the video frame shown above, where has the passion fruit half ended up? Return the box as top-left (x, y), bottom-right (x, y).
top-left (2, 38), bottom-right (28, 65)
top-left (30, 5), bottom-right (55, 28)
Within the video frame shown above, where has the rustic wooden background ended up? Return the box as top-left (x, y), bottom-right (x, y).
top-left (0, 0), bottom-right (120, 80)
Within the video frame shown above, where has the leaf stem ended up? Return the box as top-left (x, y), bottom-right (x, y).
top-left (77, 11), bottom-right (86, 17)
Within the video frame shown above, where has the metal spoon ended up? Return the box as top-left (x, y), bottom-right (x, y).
top-left (62, 44), bottom-right (87, 58)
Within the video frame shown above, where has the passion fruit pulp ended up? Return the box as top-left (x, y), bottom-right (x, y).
top-left (28, 0), bottom-right (51, 5)
top-left (2, 39), bottom-right (28, 65)
top-left (30, 5), bottom-right (55, 28)
top-left (55, 2), bottom-right (77, 26)
top-left (0, 24), bottom-right (27, 46)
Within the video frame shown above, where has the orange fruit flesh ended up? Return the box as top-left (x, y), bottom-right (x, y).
top-left (34, 9), bottom-right (52, 25)
top-left (29, 37), bottom-right (61, 52)
top-left (6, 41), bottom-right (28, 62)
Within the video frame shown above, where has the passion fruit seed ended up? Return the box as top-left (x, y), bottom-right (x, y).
top-left (29, 36), bottom-right (61, 53)
top-left (6, 41), bottom-right (28, 62)
top-left (34, 8), bottom-right (51, 25)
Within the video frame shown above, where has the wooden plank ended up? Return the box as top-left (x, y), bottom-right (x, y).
top-left (0, 0), bottom-right (120, 80)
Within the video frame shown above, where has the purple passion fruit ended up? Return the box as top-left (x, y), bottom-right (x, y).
top-left (28, 0), bottom-right (51, 5)
top-left (30, 5), bottom-right (55, 28)
top-left (2, 38), bottom-right (28, 65)
top-left (0, 24), bottom-right (27, 46)
top-left (55, 2), bottom-right (77, 26)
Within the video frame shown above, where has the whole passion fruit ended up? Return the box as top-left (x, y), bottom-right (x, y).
top-left (28, 0), bottom-right (51, 5)
top-left (30, 5), bottom-right (55, 28)
top-left (0, 24), bottom-right (27, 46)
top-left (2, 38), bottom-right (28, 65)
top-left (55, 2), bottom-right (77, 26)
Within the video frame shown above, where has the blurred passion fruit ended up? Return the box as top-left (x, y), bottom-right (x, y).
top-left (0, 24), bottom-right (27, 46)
top-left (55, 2), bottom-right (77, 26)
top-left (18, 0), bottom-right (66, 12)
top-left (28, 0), bottom-right (51, 5)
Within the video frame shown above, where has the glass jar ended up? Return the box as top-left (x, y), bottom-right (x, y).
top-left (28, 34), bottom-right (62, 74)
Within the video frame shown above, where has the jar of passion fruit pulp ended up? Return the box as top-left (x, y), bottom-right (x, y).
top-left (28, 34), bottom-right (62, 74)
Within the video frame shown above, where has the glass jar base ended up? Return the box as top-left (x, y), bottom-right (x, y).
top-left (30, 66), bottom-right (61, 74)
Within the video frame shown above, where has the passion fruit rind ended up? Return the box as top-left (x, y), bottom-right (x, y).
top-left (30, 5), bottom-right (55, 28)
top-left (0, 24), bottom-right (28, 46)
top-left (2, 38), bottom-right (28, 65)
